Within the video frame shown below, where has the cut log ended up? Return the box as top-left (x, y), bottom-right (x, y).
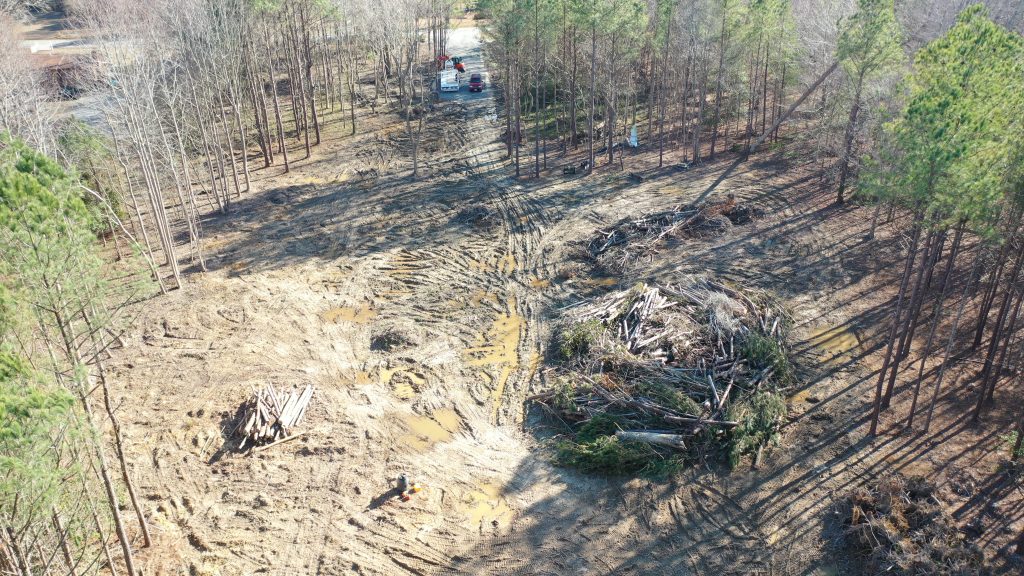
top-left (615, 431), bottom-right (687, 450)
top-left (252, 431), bottom-right (307, 453)
top-left (293, 385), bottom-right (314, 425)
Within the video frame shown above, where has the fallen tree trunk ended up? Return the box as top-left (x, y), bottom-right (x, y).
top-left (748, 61), bottom-right (838, 155)
top-left (616, 431), bottom-right (687, 450)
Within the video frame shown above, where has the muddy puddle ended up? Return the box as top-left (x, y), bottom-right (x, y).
top-left (806, 325), bottom-right (861, 366)
top-left (460, 483), bottom-right (513, 528)
top-left (398, 408), bottom-right (462, 452)
top-left (379, 368), bottom-right (427, 399)
top-left (322, 306), bottom-right (377, 324)
top-left (462, 298), bottom-right (523, 420)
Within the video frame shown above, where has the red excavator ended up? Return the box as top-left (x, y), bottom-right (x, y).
top-left (437, 54), bottom-right (466, 73)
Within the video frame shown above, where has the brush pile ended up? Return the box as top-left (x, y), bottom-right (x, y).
top-left (588, 195), bottom-right (762, 266)
top-left (452, 204), bottom-right (500, 229)
top-left (532, 279), bottom-right (792, 475)
top-left (845, 476), bottom-right (989, 575)
top-left (236, 384), bottom-right (315, 450)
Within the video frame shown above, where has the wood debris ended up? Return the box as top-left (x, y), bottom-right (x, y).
top-left (588, 195), bottom-right (761, 266)
top-left (236, 384), bottom-right (315, 450)
top-left (535, 280), bottom-right (792, 471)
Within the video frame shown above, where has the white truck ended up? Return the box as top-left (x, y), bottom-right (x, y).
top-left (440, 70), bottom-right (460, 92)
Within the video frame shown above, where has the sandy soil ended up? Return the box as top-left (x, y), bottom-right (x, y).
top-left (103, 25), bottom-right (1024, 576)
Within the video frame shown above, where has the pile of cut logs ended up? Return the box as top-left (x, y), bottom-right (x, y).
top-left (236, 384), bottom-right (315, 450)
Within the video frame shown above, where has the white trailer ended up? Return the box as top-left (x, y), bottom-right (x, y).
top-left (440, 71), bottom-right (460, 92)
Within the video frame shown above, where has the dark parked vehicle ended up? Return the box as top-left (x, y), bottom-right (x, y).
top-left (469, 73), bottom-right (484, 92)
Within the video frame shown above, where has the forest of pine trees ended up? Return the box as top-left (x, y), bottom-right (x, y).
top-left (482, 0), bottom-right (1024, 436)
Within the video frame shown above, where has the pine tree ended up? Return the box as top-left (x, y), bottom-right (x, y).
top-left (834, 0), bottom-right (901, 204)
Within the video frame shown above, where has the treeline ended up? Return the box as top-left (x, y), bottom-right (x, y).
top-left (863, 6), bottom-right (1024, 437)
top-left (1, 0), bottom-right (457, 290)
top-left (483, 0), bottom-right (1024, 436)
top-left (480, 0), bottom-right (1022, 183)
top-left (0, 137), bottom-right (152, 576)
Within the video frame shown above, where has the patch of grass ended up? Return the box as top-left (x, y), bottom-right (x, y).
top-left (999, 430), bottom-right (1024, 459)
top-left (741, 332), bottom-right (793, 385)
top-left (558, 319), bottom-right (604, 360)
top-left (726, 391), bottom-right (786, 467)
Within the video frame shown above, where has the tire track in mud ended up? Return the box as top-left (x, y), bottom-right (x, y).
top-left (327, 82), bottom-right (552, 575)
top-left (369, 97), bottom-right (545, 429)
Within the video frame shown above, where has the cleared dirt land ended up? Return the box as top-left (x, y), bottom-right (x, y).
top-left (105, 25), bottom-right (1024, 576)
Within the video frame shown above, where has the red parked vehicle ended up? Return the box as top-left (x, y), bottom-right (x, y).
top-left (468, 73), bottom-right (484, 92)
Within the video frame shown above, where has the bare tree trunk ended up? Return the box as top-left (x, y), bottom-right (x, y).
top-left (217, 93), bottom-right (242, 198)
top-left (1013, 414), bottom-right (1024, 459)
top-left (300, 4), bottom-right (321, 147)
top-left (693, 56), bottom-right (709, 162)
top-left (587, 22), bottom-right (596, 173)
top-left (606, 39), bottom-right (617, 166)
top-left (87, 312), bottom-right (151, 549)
top-left (926, 250), bottom-right (983, 431)
top-left (534, 0), bottom-right (541, 179)
top-left (515, 62), bottom-right (522, 177)
top-left (81, 471), bottom-right (118, 576)
top-left (985, 286), bottom-right (1024, 403)
top-left (974, 240), bottom-right (1013, 349)
top-left (51, 511), bottom-right (78, 576)
top-left (169, 106), bottom-right (206, 271)
top-left (109, 125), bottom-right (161, 283)
top-left (264, 21), bottom-right (290, 172)
top-left (907, 224), bottom-right (963, 429)
top-left (836, 72), bottom-right (865, 204)
top-left (657, 18), bottom-right (671, 168)
top-left (709, 14), bottom-right (727, 159)
top-left (504, 58), bottom-right (513, 158)
top-left (882, 230), bottom-right (940, 408)
top-left (229, 84), bottom-right (252, 192)
top-left (870, 218), bottom-right (922, 435)
top-left (568, 28), bottom-right (578, 149)
top-left (244, 41), bottom-right (272, 168)
top-left (189, 83), bottom-right (226, 213)
top-left (973, 246), bottom-right (1024, 420)
top-left (761, 39), bottom-right (770, 136)
top-left (5, 527), bottom-right (31, 576)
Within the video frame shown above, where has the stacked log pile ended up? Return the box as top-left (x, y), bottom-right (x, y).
top-left (236, 384), bottom-right (315, 450)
